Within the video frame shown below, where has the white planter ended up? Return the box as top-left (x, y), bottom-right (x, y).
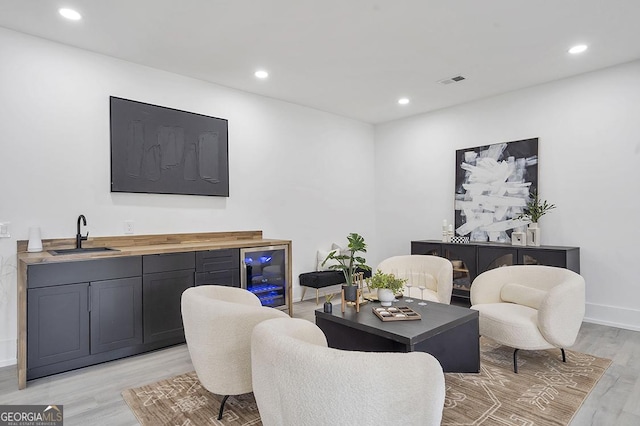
top-left (377, 288), bottom-right (395, 307)
top-left (527, 223), bottom-right (540, 246)
top-left (511, 231), bottom-right (526, 246)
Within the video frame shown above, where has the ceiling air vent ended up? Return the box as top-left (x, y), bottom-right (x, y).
top-left (438, 75), bottom-right (466, 85)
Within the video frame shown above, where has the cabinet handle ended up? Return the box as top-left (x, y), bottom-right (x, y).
top-left (88, 285), bottom-right (92, 312)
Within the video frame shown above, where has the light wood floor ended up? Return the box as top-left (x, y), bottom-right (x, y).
top-left (1, 300), bottom-right (638, 425)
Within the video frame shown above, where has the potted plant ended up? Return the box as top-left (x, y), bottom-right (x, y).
top-left (518, 190), bottom-right (556, 224)
top-left (323, 293), bottom-right (334, 313)
top-left (366, 269), bottom-right (407, 307)
top-left (517, 190), bottom-right (556, 246)
top-left (322, 233), bottom-right (371, 302)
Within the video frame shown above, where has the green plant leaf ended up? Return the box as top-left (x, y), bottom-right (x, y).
top-left (366, 269), bottom-right (407, 293)
top-left (516, 190), bottom-right (556, 223)
top-left (324, 232), bottom-right (371, 286)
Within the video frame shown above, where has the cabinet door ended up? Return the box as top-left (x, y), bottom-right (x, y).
top-left (143, 270), bottom-right (194, 343)
top-left (517, 248), bottom-right (567, 268)
top-left (441, 244), bottom-right (477, 299)
top-left (478, 246), bottom-right (516, 273)
top-left (27, 283), bottom-right (90, 368)
top-left (90, 277), bottom-right (142, 354)
top-left (411, 241), bottom-right (441, 256)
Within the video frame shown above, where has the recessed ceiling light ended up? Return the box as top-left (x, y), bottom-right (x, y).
top-left (59, 8), bottom-right (82, 20)
top-left (398, 98), bottom-right (410, 105)
top-left (568, 44), bottom-right (588, 54)
top-left (254, 70), bottom-right (269, 79)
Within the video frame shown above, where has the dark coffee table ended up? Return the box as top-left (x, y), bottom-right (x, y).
top-left (315, 301), bottom-right (479, 373)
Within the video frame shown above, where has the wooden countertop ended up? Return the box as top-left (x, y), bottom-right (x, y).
top-left (17, 230), bottom-right (290, 265)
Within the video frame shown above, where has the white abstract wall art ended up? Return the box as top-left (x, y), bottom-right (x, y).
top-left (454, 138), bottom-right (538, 243)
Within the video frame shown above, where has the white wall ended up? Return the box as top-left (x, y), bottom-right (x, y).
top-left (0, 28), bottom-right (376, 366)
top-left (374, 60), bottom-right (640, 331)
top-left (2, 26), bottom-right (638, 368)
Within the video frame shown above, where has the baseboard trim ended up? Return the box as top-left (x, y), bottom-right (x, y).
top-left (0, 338), bottom-right (16, 367)
top-left (584, 302), bottom-right (640, 332)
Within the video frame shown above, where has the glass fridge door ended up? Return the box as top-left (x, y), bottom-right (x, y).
top-left (241, 245), bottom-right (288, 309)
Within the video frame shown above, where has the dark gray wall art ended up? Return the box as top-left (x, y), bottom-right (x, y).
top-left (454, 138), bottom-right (538, 242)
top-left (110, 97), bottom-right (229, 196)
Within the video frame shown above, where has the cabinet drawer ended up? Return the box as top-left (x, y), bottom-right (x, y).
top-left (143, 252), bottom-right (195, 274)
top-left (195, 270), bottom-right (240, 287)
top-left (196, 249), bottom-right (239, 272)
top-left (28, 256), bottom-right (142, 288)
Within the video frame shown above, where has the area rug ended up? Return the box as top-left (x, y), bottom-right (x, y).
top-left (122, 340), bottom-right (610, 426)
top-left (122, 372), bottom-right (260, 426)
top-left (441, 339), bottom-right (610, 425)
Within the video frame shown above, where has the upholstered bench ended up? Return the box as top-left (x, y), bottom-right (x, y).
top-left (299, 269), bottom-right (371, 304)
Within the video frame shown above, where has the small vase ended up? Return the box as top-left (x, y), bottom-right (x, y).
top-left (377, 289), bottom-right (395, 307)
top-left (527, 223), bottom-right (540, 247)
top-left (342, 285), bottom-right (358, 302)
top-left (323, 301), bottom-right (333, 313)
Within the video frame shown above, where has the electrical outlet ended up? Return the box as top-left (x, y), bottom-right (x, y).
top-left (124, 220), bottom-right (134, 235)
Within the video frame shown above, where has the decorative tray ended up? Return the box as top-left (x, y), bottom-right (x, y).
top-left (372, 306), bottom-right (422, 321)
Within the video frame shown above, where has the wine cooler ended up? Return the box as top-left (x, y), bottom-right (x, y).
top-left (240, 245), bottom-right (289, 312)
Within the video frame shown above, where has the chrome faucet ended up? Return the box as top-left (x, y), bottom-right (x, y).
top-left (76, 215), bottom-right (88, 249)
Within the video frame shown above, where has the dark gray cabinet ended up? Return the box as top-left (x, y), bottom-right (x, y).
top-left (142, 252), bottom-right (195, 344)
top-left (90, 277), bottom-right (143, 354)
top-left (411, 240), bottom-right (580, 302)
top-left (27, 282), bottom-right (90, 368)
top-left (25, 248), bottom-right (247, 381)
top-left (195, 248), bottom-right (240, 287)
top-left (26, 256), bottom-right (142, 380)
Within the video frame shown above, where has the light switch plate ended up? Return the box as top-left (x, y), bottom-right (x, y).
top-left (0, 222), bottom-right (10, 238)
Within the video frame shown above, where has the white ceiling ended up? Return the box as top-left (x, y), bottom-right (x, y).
top-left (2, 0), bottom-right (640, 124)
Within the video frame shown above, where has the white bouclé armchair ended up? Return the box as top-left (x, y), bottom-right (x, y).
top-left (470, 265), bottom-right (585, 373)
top-left (251, 317), bottom-right (446, 426)
top-left (377, 255), bottom-right (453, 304)
top-left (181, 285), bottom-right (289, 419)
